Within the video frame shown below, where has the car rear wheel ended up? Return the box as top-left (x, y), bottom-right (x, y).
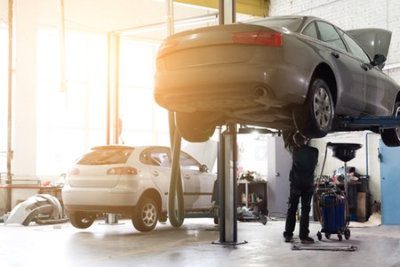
top-left (381, 102), bottom-right (400, 147)
top-left (176, 112), bottom-right (216, 142)
top-left (132, 197), bottom-right (158, 232)
top-left (69, 211), bottom-right (96, 229)
top-left (302, 78), bottom-right (334, 138)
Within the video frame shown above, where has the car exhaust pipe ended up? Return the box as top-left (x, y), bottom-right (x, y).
top-left (254, 87), bottom-right (267, 97)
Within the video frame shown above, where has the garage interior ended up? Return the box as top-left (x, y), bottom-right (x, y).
top-left (1, 0), bottom-right (400, 266)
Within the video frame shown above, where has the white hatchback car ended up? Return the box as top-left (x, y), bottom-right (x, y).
top-left (62, 145), bottom-right (217, 232)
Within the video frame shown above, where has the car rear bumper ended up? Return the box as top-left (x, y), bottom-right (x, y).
top-left (155, 61), bottom-right (306, 125)
top-left (62, 186), bottom-right (140, 210)
top-left (64, 204), bottom-right (137, 215)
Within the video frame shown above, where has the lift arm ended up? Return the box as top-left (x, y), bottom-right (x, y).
top-left (337, 116), bottom-right (400, 129)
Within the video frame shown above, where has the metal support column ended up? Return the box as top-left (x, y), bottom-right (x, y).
top-left (219, 0), bottom-right (236, 25)
top-left (213, 124), bottom-right (246, 245)
top-left (106, 33), bottom-right (120, 145)
top-left (6, 0), bottom-right (14, 212)
top-left (165, 0), bottom-right (185, 228)
top-left (212, 0), bottom-right (245, 246)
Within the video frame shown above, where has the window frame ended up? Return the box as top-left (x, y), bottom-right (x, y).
top-left (301, 19), bottom-right (373, 64)
top-left (338, 29), bottom-right (372, 63)
top-left (301, 21), bottom-right (320, 40)
top-left (139, 146), bottom-right (201, 169)
top-left (314, 20), bottom-right (348, 52)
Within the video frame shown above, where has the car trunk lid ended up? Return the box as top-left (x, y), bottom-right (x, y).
top-left (157, 23), bottom-right (283, 69)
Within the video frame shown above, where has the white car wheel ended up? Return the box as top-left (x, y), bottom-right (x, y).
top-left (132, 197), bottom-right (158, 232)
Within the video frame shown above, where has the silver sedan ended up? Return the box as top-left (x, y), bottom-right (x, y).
top-left (154, 16), bottom-right (400, 146)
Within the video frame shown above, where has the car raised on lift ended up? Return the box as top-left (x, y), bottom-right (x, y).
top-left (62, 145), bottom-right (216, 232)
top-left (154, 15), bottom-right (400, 146)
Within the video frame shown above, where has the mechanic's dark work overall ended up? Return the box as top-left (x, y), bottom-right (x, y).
top-left (283, 132), bottom-right (319, 243)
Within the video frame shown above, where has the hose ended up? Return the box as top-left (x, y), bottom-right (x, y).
top-left (168, 111), bottom-right (184, 227)
top-left (315, 142), bottom-right (329, 224)
top-left (318, 142), bottom-right (329, 185)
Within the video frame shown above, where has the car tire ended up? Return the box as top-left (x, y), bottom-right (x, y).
top-left (381, 102), bottom-right (400, 147)
top-left (176, 112), bottom-right (216, 142)
top-left (303, 78), bottom-right (335, 138)
top-left (132, 197), bottom-right (159, 232)
top-left (69, 211), bottom-right (96, 229)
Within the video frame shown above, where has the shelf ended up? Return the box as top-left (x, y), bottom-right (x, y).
top-left (237, 180), bottom-right (268, 215)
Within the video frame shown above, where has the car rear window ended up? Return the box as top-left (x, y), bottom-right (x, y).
top-left (249, 17), bottom-right (304, 32)
top-left (77, 147), bottom-right (134, 165)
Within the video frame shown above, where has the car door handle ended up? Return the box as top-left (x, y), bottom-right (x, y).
top-left (152, 171), bottom-right (159, 176)
top-left (361, 63), bottom-right (370, 71)
top-left (331, 51), bottom-right (340, 59)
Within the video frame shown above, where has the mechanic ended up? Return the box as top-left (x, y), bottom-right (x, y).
top-left (283, 131), bottom-right (319, 244)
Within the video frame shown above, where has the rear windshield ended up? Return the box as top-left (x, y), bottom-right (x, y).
top-left (249, 17), bottom-right (304, 32)
top-left (77, 147), bottom-right (134, 165)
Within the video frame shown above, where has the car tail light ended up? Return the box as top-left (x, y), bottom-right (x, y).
top-left (68, 168), bottom-right (80, 175)
top-left (107, 167), bottom-right (138, 175)
top-left (232, 31), bottom-right (283, 47)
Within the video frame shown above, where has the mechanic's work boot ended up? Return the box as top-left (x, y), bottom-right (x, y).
top-left (283, 232), bottom-right (294, 243)
top-left (300, 236), bottom-right (315, 244)
top-left (285, 236), bottom-right (294, 243)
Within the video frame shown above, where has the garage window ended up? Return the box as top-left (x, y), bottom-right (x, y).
top-left (119, 40), bottom-right (169, 146)
top-left (0, 26), bottom-right (7, 175)
top-left (36, 28), bottom-right (107, 175)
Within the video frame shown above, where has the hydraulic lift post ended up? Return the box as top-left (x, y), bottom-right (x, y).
top-left (213, 124), bottom-right (246, 245)
top-left (212, 0), bottom-right (246, 245)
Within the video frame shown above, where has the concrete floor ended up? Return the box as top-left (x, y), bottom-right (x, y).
top-left (0, 217), bottom-right (399, 267)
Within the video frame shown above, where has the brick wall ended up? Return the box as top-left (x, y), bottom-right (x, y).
top-left (269, 0), bottom-right (400, 82)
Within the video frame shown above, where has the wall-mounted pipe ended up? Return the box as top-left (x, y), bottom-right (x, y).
top-left (59, 0), bottom-right (66, 92)
top-left (6, 0), bottom-right (14, 212)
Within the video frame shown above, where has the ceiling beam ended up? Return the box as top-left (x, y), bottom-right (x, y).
top-left (176, 0), bottom-right (269, 17)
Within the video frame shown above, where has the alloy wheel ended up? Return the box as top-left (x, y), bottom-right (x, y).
top-left (313, 87), bottom-right (332, 129)
top-left (141, 202), bottom-right (157, 227)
